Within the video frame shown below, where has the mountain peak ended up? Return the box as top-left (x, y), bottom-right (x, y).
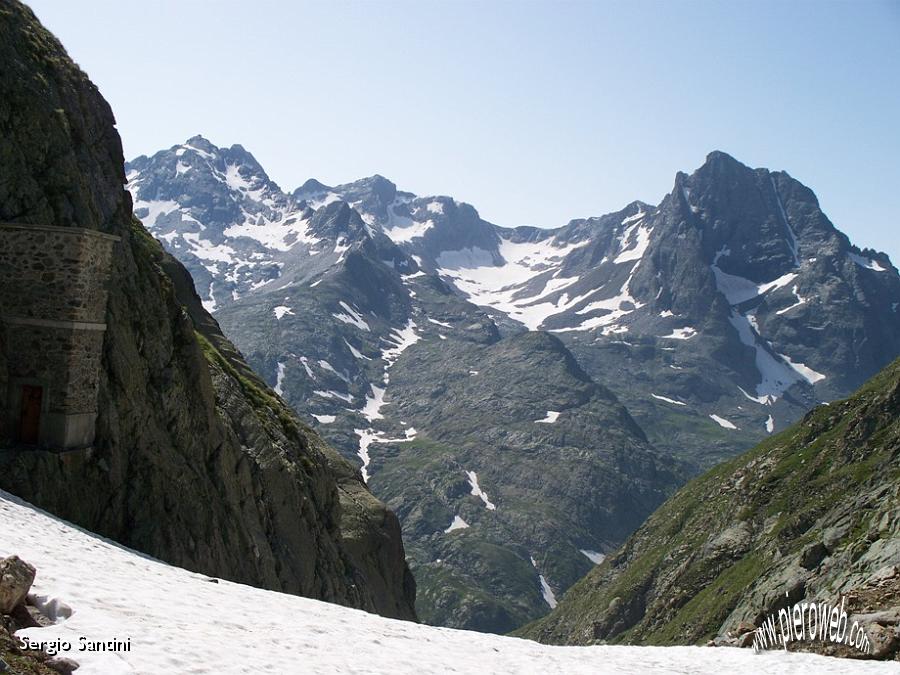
top-left (298, 178), bottom-right (331, 194)
top-left (703, 150), bottom-right (744, 168)
top-left (183, 134), bottom-right (217, 152)
top-left (364, 173), bottom-right (392, 184)
top-left (623, 199), bottom-right (653, 215)
top-left (354, 174), bottom-right (397, 199)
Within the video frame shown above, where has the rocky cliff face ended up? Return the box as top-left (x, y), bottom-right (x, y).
top-left (519, 358), bottom-right (900, 660)
top-left (0, 0), bottom-right (415, 620)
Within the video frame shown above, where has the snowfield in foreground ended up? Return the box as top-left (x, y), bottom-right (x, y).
top-left (0, 490), bottom-right (893, 674)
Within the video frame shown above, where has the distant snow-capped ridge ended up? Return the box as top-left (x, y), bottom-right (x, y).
top-left (126, 137), bottom-right (900, 411)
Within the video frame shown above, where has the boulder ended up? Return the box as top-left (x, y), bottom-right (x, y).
top-left (865, 621), bottom-right (898, 659)
top-left (46, 656), bottom-right (80, 674)
top-left (0, 555), bottom-right (35, 614)
top-left (799, 542), bottom-right (828, 570)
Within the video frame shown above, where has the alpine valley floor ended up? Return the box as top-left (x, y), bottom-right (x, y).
top-left (1, 490), bottom-right (895, 675)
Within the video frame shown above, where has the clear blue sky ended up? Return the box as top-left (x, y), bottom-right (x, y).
top-left (27, 0), bottom-right (900, 262)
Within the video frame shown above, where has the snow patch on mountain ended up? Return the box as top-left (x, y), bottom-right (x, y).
top-left (381, 198), bottom-right (435, 242)
top-left (180, 232), bottom-right (239, 263)
top-left (535, 411), bottom-right (561, 424)
top-left (465, 471), bottom-right (497, 511)
top-left (559, 260), bottom-right (645, 333)
top-left (738, 386), bottom-right (774, 406)
top-left (344, 338), bottom-right (371, 360)
top-left (317, 360), bottom-right (349, 383)
top-left (202, 283), bottom-right (218, 313)
top-left (361, 385), bottom-right (387, 422)
top-left (299, 356), bottom-right (316, 379)
top-left (223, 213), bottom-right (319, 252)
top-left (613, 219), bottom-right (652, 264)
top-left (780, 353), bottom-right (827, 385)
top-left (314, 389), bottom-right (353, 403)
top-left (380, 321), bottom-right (421, 369)
top-left (652, 394), bottom-right (687, 406)
top-left (385, 217), bottom-right (435, 243)
top-left (436, 236), bottom-right (591, 330)
top-left (333, 301), bottom-right (371, 331)
top-left (445, 515), bottom-right (470, 533)
top-left (771, 177), bottom-right (802, 267)
top-left (132, 199), bottom-right (180, 227)
top-left (354, 320), bottom-right (422, 481)
top-left (273, 362), bottom-right (286, 396)
top-left (728, 311), bottom-right (807, 399)
top-left (660, 327), bottom-right (697, 340)
top-left (681, 186), bottom-right (700, 213)
top-left (709, 414), bottom-right (738, 430)
top-left (712, 266), bottom-right (797, 306)
top-left (273, 305), bottom-right (294, 319)
top-left (849, 252), bottom-right (887, 272)
top-left (529, 556), bottom-right (558, 609)
top-left (714, 248), bottom-right (826, 401)
top-left (580, 550), bottom-right (606, 565)
top-left (306, 192), bottom-right (342, 210)
top-left (775, 286), bottom-right (807, 315)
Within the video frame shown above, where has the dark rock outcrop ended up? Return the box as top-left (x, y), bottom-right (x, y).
top-left (0, 0), bottom-right (414, 620)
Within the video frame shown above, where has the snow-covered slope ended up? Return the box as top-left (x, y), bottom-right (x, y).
top-left (1, 490), bottom-right (891, 675)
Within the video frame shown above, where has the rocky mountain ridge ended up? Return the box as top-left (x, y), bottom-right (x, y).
top-left (127, 138), bottom-right (900, 465)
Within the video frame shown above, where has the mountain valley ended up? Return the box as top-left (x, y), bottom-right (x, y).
top-left (126, 137), bottom-right (900, 630)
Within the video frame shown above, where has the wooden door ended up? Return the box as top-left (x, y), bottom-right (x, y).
top-left (18, 385), bottom-right (43, 445)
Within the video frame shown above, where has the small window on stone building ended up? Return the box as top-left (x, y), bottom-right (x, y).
top-left (17, 384), bottom-right (43, 445)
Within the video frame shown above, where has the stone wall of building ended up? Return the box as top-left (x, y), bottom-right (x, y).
top-left (0, 223), bottom-right (118, 449)
top-left (3, 325), bottom-right (105, 413)
top-left (0, 224), bottom-right (117, 324)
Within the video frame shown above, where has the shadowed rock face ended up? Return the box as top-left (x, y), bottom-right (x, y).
top-left (0, 0), bottom-right (415, 620)
top-left (519, 358), bottom-right (900, 660)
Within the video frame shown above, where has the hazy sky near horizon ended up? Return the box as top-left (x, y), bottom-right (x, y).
top-left (27, 0), bottom-right (900, 262)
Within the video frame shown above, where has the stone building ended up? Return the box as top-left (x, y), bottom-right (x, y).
top-left (0, 223), bottom-right (119, 450)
